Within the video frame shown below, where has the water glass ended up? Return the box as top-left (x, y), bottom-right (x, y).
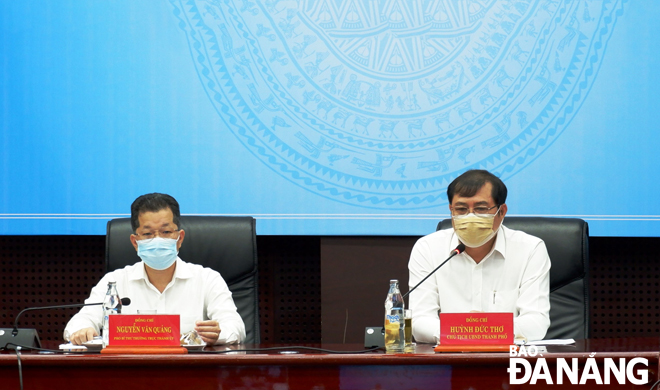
top-left (404, 309), bottom-right (415, 352)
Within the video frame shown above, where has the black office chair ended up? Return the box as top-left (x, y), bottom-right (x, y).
top-left (437, 217), bottom-right (589, 340)
top-left (106, 216), bottom-right (260, 344)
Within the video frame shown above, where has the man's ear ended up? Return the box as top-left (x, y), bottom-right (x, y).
top-left (130, 234), bottom-right (138, 251)
top-left (176, 229), bottom-right (185, 251)
top-left (499, 204), bottom-right (508, 218)
top-left (493, 204), bottom-right (508, 231)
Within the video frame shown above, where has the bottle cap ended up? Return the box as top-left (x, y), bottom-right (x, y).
top-left (390, 279), bottom-right (398, 283)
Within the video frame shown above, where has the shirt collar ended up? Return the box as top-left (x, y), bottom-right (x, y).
top-left (128, 257), bottom-right (194, 281)
top-left (476, 226), bottom-right (507, 263)
top-left (492, 225), bottom-right (507, 258)
top-left (449, 225), bottom-right (507, 262)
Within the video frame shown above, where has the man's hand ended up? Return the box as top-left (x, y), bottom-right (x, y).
top-left (69, 327), bottom-right (98, 345)
top-left (195, 320), bottom-right (221, 345)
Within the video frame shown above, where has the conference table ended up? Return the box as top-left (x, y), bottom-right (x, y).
top-left (1, 338), bottom-right (659, 389)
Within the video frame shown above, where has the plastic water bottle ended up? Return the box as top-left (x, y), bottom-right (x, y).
top-left (102, 281), bottom-right (122, 346)
top-left (384, 279), bottom-right (405, 352)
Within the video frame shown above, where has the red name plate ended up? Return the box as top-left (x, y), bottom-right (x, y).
top-left (439, 312), bottom-right (513, 345)
top-left (108, 315), bottom-right (180, 346)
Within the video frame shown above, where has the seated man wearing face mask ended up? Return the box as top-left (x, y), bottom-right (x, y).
top-left (408, 170), bottom-right (550, 343)
top-left (64, 193), bottom-right (246, 345)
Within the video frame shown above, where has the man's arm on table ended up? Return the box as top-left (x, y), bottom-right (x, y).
top-left (204, 270), bottom-right (246, 344)
top-left (63, 275), bottom-right (111, 344)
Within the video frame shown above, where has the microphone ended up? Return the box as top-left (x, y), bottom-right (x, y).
top-left (12, 297), bottom-right (131, 336)
top-left (363, 244), bottom-right (465, 349)
top-left (1, 298), bottom-right (133, 349)
top-left (402, 243), bottom-right (465, 300)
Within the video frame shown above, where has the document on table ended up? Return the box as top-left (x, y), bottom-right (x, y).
top-left (59, 343), bottom-right (87, 351)
top-left (525, 339), bottom-right (575, 346)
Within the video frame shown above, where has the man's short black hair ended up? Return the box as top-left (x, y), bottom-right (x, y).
top-left (447, 170), bottom-right (507, 206)
top-left (130, 193), bottom-right (181, 232)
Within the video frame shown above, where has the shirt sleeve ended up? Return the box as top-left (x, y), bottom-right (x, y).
top-left (63, 274), bottom-right (114, 341)
top-left (513, 240), bottom-right (551, 341)
top-left (408, 238), bottom-right (441, 344)
top-left (203, 269), bottom-right (247, 344)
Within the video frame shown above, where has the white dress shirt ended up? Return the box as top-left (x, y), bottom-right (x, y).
top-left (408, 225), bottom-right (551, 344)
top-left (64, 257), bottom-right (246, 344)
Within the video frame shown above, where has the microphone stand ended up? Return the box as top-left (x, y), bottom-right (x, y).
top-left (12, 303), bottom-right (102, 336)
top-left (364, 244), bottom-right (465, 349)
top-left (402, 244), bottom-right (465, 300)
top-left (2, 298), bottom-right (131, 350)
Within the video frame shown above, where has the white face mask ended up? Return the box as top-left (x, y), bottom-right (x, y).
top-left (452, 209), bottom-right (500, 248)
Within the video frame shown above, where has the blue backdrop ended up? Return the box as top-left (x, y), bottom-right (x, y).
top-left (1, 0), bottom-right (656, 236)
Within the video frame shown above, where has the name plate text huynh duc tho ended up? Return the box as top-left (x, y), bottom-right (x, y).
top-left (435, 313), bottom-right (513, 352)
top-left (108, 314), bottom-right (181, 346)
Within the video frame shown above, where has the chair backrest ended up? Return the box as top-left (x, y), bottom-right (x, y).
top-left (437, 217), bottom-right (590, 339)
top-left (106, 216), bottom-right (260, 344)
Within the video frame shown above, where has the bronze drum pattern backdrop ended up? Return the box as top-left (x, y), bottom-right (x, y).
top-left (172, 0), bottom-right (625, 208)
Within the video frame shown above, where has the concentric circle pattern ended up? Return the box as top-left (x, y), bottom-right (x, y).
top-left (173, 0), bottom-right (624, 208)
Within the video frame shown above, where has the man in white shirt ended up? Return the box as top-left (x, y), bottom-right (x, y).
top-left (64, 193), bottom-right (246, 345)
top-left (408, 170), bottom-right (550, 343)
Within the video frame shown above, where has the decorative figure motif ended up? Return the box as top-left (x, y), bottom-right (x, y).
top-left (174, 0), bottom-right (626, 208)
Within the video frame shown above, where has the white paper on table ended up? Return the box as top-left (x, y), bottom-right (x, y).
top-left (59, 343), bottom-right (87, 351)
top-left (525, 339), bottom-right (575, 346)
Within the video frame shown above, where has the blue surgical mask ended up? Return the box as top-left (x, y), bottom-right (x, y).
top-left (137, 236), bottom-right (179, 270)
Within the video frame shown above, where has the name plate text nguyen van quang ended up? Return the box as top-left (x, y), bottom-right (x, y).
top-left (108, 315), bottom-right (180, 346)
top-left (439, 312), bottom-right (513, 345)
